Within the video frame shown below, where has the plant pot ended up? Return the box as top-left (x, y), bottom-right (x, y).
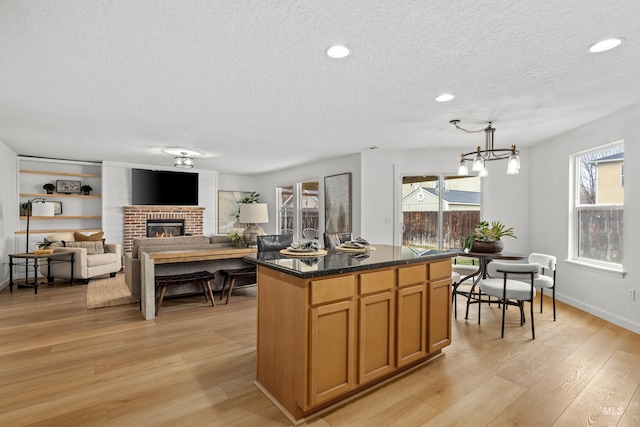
top-left (83, 191), bottom-right (91, 195)
top-left (471, 240), bottom-right (504, 253)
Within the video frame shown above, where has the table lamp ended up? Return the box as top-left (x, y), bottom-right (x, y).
top-left (239, 203), bottom-right (269, 247)
top-left (25, 198), bottom-right (55, 253)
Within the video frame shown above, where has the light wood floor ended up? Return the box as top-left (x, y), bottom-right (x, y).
top-left (1, 282), bottom-right (639, 427)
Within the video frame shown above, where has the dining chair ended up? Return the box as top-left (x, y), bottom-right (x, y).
top-left (323, 232), bottom-right (353, 248)
top-left (257, 234), bottom-right (294, 252)
top-left (479, 262), bottom-right (539, 339)
top-left (527, 253), bottom-right (557, 320)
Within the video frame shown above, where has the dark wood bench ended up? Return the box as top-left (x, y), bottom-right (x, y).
top-left (218, 267), bottom-right (257, 304)
top-left (154, 271), bottom-right (216, 315)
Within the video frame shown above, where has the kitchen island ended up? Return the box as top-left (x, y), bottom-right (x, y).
top-left (244, 245), bottom-right (455, 424)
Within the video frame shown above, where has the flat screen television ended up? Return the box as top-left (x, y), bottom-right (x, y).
top-left (131, 168), bottom-right (199, 206)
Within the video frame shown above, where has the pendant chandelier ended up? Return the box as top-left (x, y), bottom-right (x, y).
top-left (451, 120), bottom-right (520, 177)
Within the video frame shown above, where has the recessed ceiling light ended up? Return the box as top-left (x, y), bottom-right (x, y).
top-left (435, 93), bottom-right (455, 102)
top-left (326, 45), bottom-right (350, 59)
top-left (589, 38), bottom-right (623, 53)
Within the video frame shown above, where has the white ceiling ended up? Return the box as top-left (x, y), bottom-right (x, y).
top-left (1, 1), bottom-right (639, 175)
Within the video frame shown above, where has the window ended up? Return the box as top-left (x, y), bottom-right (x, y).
top-left (570, 141), bottom-right (624, 271)
top-left (277, 185), bottom-right (294, 235)
top-left (276, 180), bottom-right (319, 241)
top-left (401, 175), bottom-right (481, 250)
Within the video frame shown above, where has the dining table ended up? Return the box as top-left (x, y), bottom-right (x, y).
top-left (452, 249), bottom-right (527, 323)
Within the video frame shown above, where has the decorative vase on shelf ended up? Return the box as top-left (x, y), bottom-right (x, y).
top-left (43, 184), bottom-right (55, 194)
top-left (471, 240), bottom-right (504, 253)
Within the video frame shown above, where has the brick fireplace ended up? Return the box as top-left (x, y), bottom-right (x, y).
top-left (123, 206), bottom-right (205, 253)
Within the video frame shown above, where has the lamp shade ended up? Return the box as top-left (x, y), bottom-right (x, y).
top-left (239, 203), bottom-right (269, 224)
top-left (31, 202), bottom-right (55, 217)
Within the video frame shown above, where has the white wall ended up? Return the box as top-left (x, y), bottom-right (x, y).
top-left (102, 161), bottom-right (217, 246)
top-left (218, 173), bottom-right (258, 195)
top-left (250, 154), bottom-right (362, 237)
top-left (0, 141), bottom-right (17, 289)
top-left (529, 103), bottom-right (639, 333)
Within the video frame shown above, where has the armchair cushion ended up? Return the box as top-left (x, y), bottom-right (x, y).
top-left (74, 231), bottom-right (104, 241)
top-left (63, 240), bottom-right (106, 254)
top-left (47, 232), bottom-right (75, 247)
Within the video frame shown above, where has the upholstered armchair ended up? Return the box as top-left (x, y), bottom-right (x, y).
top-left (40, 232), bottom-right (122, 283)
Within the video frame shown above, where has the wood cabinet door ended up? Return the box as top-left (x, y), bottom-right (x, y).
top-left (358, 291), bottom-right (395, 384)
top-left (396, 283), bottom-right (427, 367)
top-left (309, 299), bottom-right (356, 406)
top-left (428, 277), bottom-right (452, 353)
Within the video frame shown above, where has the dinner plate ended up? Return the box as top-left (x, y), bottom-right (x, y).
top-left (286, 247), bottom-right (317, 253)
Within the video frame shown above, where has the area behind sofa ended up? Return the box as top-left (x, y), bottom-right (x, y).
top-left (124, 235), bottom-right (254, 300)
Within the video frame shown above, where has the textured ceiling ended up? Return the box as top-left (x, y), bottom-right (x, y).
top-left (1, 1), bottom-right (639, 174)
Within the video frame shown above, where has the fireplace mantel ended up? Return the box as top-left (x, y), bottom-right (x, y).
top-left (123, 206), bottom-right (205, 253)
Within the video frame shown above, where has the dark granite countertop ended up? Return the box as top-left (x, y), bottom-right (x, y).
top-left (243, 244), bottom-right (456, 279)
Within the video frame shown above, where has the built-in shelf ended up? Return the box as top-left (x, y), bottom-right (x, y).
top-left (19, 169), bottom-right (101, 178)
top-left (19, 216), bottom-right (102, 220)
top-left (17, 158), bottom-right (103, 245)
top-left (14, 229), bottom-right (102, 235)
top-left (20, 192), bottom-right (101, 199)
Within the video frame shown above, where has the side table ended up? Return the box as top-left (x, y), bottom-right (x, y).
top-left (8, 252), bottom-right (75, 294)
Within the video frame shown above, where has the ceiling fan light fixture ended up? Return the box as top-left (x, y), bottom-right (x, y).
top-left (174, 151), bottom-right (194, 168)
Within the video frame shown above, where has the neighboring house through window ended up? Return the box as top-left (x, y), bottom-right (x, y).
top-left (569, 141), bottom-right (624, 273)
top-left (402, 175), bottom-right (481, 250)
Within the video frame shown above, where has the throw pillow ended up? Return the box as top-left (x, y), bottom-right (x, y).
top-left (74, 231), bottom-right (104, 241)
top-left (63, 240), bottom-right (106, 255)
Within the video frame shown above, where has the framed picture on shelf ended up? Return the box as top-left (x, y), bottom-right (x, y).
top-left (50, 201), bottom-right (63, 215)
top-left (56, 180), bottom-right (81, 194)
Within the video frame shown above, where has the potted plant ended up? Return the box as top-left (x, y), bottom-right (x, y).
top-left (43, 183), bottom-right (55, 194)
top-left (230, 232), bottom-right (243, 248)
top-left (463, 220), bottom-right (516, 253)
top-left (235, 191), bottom-right (261, 219)
top-left (80, 185), bottom-right (93, 195)
top-left (34, 238), bottom-right (54, 254)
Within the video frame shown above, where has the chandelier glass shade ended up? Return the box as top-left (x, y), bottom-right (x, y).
top-left (174, 152), bottom-right (194, 168)
top-left (451, 120), bottom-right (520, 176)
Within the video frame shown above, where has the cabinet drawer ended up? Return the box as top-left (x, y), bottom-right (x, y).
top-left (397, 264), bottom-right (426, 287)
top-left (359, 270), bottom-right (395, 295)
top-left (429, 260), bottom-right (452, 281)
top-left (311, 276), bottom-right (356, 305)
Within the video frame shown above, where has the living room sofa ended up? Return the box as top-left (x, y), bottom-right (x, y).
top-left (124, 235), bottom-right (254, 301)
top-left (41, 231), bottom-right (122, 282)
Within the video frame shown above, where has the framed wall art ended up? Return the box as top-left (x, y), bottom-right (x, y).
top-left (324, 172), bottom-right (352, 233)
top-left (56, 180), bottom-right (81, 194)
top-left (217, 190), bottom-right (251, 234)
top-left (50, 201), bottom-right (63, 215)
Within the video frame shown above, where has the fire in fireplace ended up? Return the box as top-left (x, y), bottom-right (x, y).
top-left (147, 219), bottom-right (185, 238)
